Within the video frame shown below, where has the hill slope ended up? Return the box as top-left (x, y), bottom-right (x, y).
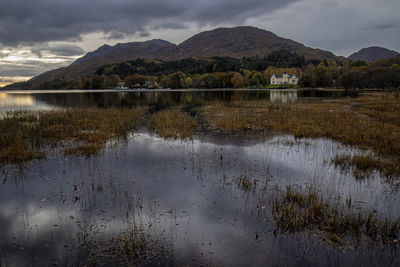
top-left (6, 26), bottom-right (344, 89)
top-left (72, 39), bottom-right (178, 68)
top-left (348, 46), bottom-right (399, 62)
top-left (178, 26), bottom-right (337, 60)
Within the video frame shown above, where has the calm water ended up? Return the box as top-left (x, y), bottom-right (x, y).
top-left (0, 89), bottom-right (359, 113)
top-left (1, 89), bottom-right (399, 267)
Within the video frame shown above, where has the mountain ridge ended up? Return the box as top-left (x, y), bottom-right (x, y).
top-left (177, 26), bottom-right (338, 60)
top-left (5, 26), bottom-right (345, 89)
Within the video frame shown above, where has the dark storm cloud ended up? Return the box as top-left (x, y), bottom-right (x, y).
top-left (0, 0), bottom-right (300, 46)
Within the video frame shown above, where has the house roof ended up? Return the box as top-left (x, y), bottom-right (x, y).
top-left (272, 73), bottom-right (298, 79)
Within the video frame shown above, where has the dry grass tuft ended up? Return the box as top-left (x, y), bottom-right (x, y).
top-left (148, 109), bottom-right (197, 139)
top-left (77, 224), bottom-right (170, 266)
top-left (272, 186), bottom-right (400, 244)
top-left (201, 93), bottom-right (400, 180)
top-left (0, 108), bottom-right (145, 163)
top-left (333, 154), bottom-right (400, 180)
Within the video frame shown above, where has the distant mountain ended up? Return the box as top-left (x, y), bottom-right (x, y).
top-left (5, 26), bottom-right (344, 89)
top-left (348, 46), bottom-right (399, 62)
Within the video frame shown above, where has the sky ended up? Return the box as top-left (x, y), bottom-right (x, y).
top-left (0, 0), bottom-right (399, 87)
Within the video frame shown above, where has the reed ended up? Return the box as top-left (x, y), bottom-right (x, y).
top-left (148, 109), bottom-right (197, 139)
top-left (77, 224), bottom-right (170, 266)
top-left (236, 174), bottom-right (256, 191)
top-left (272, 186), bottom-right (400, 244)
top-left (333, 154), bottom-right (400, 180)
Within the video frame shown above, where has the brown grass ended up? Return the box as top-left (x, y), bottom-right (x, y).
top-left (333, 154), bottom-right (400, 180)
top-left (63, 144), bottom-right (105, 157)
top-left (201, 93), bottom-right (400, 179)
top-left (236, 174), bottom-right (256, 191)
top-left (0, 108), bottom-right (145, 163)
top-left (148, 109), bottom-right (197, 139)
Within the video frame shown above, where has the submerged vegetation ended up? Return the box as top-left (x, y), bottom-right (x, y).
top-left (272, 186), bottom-right (400, 245)
top-left (0, 108), bottom-right (145, 163)
top-left (148, 109), bottom-right (197, 139)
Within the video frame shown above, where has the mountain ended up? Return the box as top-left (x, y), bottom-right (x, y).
top-left (14, 39), bottom-right (178, 88)
top-left (72, 39), bottom-right (178, 67)
top-left (177, 26), bottom-right (338, 60)
top-left (71, 27), bottom-right (339, 69)
top-left (348, 46), bottom-right (399, 62)
top-left (5, 26), bottom-right (344, 89)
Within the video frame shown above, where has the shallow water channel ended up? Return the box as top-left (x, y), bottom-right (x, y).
top-left (1, 89), bottom-right (399, 266)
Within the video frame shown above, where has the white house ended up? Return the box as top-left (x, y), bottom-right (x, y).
top-left (270, 70), bottom-right (299, 85)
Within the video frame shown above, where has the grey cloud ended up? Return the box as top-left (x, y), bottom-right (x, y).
top-left (0, 77), bottom-right (14, 83)
top-left (45, 44), bottom-right (85, 57)
top-left (0, 0), bottom-right (300, 46)
top-left (0, 77), bottom-right (29, 83)
top-left (0, 46), bottom-right (6, 58)
top-left (31, 44), bottom-right (85, 57)
top-left (248, 0), bottom-right (400, 56)
top-left (0, 60), bottom-right (74, 77)
top-left (186, 0), bottom-right (292, 24)
top-left (365, 22), bottom-right (400, 31)
top-left (106, 32), bottom-right (126, 40)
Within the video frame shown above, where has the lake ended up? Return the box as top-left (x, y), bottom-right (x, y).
top-left (0, 89), bottom-right (359, 113)
top-left (1, 89), bottom-right (399, 266)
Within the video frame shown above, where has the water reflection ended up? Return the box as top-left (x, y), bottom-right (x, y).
top-left (0, 133), bottom-right (398, 266)
top-left (0, 93), bottom-right (35, 113)
top-left (0, 89), bottom-right (359, 113)
top-left (270, 89), bottom-right (297, 103)
top-left (0, 92), bottom-right (56, 113)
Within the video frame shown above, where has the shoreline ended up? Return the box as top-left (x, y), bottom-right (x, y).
top-left (0, 87), bottom-right (383, 94)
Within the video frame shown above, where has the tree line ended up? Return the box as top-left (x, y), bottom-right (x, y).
top-left (33, 50), bottom-right (400, 90)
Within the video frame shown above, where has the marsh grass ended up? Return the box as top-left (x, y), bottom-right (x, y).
top-left (272, 186), bottom-right (400, 245)
top-left (201, 93), bottom-right (400, 179)
top-left (0, 108), bottom-right (145, 163)
top-left (148, 109), bottom-right (197, 139)
top-left (333, 154), bottom-right (400, 181)
top-left (236, 174), bottom-right (256, 191)
top-left (77, 224), bottom-right (169, 266)
top-left (64, 143), bottom-right (105, 157)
